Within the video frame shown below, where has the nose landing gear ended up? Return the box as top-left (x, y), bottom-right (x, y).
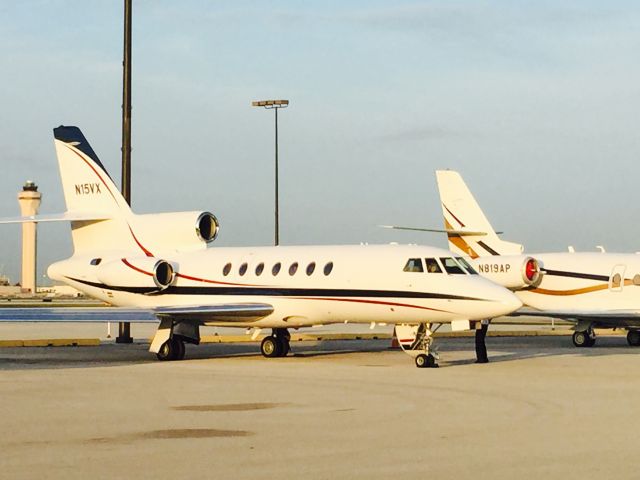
top-left (395, 323), bottom-right (441, 368)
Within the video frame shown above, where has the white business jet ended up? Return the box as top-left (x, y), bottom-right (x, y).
top-left (0, 128), bottom-right (521, 367)
top-left (385, 169), bottom-right (640, 348)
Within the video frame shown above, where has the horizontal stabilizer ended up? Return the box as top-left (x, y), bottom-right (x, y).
top-left (379, 225), bottom-right (495, 236)
top-left (0, 212), bottom-right (112, 224)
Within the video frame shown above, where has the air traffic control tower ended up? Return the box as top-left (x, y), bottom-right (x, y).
top-left (18, 181), bottom-right (41, 294)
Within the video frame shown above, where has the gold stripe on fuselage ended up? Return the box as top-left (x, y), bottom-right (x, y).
top-left (529, 279), bottom-right (633, 296)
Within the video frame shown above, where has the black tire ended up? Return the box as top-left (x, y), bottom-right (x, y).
top-left (415, 354), bottom-right (428, 368)
top-left (156, 339), bottom-right (176, 361)
top-left (426, 354), bottom-right (438, 368)
top-left (278, 338), bottom-right (290, 357)
top-left (572, 331), bottom-right (589, 347)
top-left (261, 336), bottom-right (281, 358)
top-left (585, 335), bottom-right (596, 347)
top-left (627, 330), bottom-right (640, 346)
top-left (174, 339), bottom-right (186, 360)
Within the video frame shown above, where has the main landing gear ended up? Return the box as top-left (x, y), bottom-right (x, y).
top-left (156, 337), bottom-right (186, 361)
top-left (260, 328), bottom-right (291, 358)
top-left (627, 330), bottom-right (640, 346)
top-left (395, 323), bottom-right (440, 368)
top-left (572, 329), bottom-right (596, 348)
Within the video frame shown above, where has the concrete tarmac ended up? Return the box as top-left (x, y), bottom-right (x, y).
top-left (1, 335), bottom-right (639, 479)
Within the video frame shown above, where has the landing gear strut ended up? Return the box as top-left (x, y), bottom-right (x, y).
top-left (156, 337), bottom-right (186, 361)
top-left (627, 330), bottom-right (640, 346)
top-left (396, 323), bottom-right (440, 368)
top-left (260, 328), bottom-right (290, 358)
top-left (572, 329), bottom-right (596, 347)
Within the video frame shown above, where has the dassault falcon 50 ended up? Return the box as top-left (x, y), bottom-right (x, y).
top-left (0, 128), bottom-right (521, 367)
top-left (384, 169), bottom-right (640, 349)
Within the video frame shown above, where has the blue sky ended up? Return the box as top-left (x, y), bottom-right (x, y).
top-left (1, 1), bottom-right (639, 283)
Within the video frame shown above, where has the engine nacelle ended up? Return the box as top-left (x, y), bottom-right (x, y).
top-left (130, 211), bottom-right (219, 253)
top-left (471, 255), bottom-right (541, 290)
top-left (97, 257), bottom-right (177, 290)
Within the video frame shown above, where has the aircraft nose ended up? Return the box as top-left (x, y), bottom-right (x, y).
top-left (494, 291), bottom-right (522, 317)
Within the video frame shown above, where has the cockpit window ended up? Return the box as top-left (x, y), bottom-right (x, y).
top-left (440, 257), bottom-right (465, 274)
top-left (425, 258), bottom-right (442, 273)
top-left (403, 258), bottom-right (424, 273)
top-left (456, 257), bottom-right (477, 274)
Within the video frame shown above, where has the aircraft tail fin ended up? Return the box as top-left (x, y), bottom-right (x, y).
top-left (435, 170), bottom-right (523, 257)
top-left (52, 126), bottom-right (138, 254)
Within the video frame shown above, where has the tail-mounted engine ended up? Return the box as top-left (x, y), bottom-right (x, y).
top-left (97, 257), bottom-right (177, 290)
top-left (130, 211), bottom-right (219, 253)
top-left (472, 255), bottom-right (541, 290)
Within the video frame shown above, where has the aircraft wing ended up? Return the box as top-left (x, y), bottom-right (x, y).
top-left (510, 308), bottom-right (640, 320)
top-left (0, 303), bottom-right (273, 324)
top-left (510, 308), bottom-right (640, 328)
top-left (154, 304), bottom-right (274, 323)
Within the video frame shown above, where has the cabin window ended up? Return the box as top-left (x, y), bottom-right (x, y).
top-left (306, 262), bottom-right (316, 276)
top-left (424, 258), bottom-right (442, 273)
top-left (255, 263), bottom-right (264, 276)
top-left (403, 258), bottom-right (424, 273)
top-left (272, 262), bottom-right (281, 276)
top-left (223, 263), bottom-right (232, 276)
top-left (440, 257), bottom-right (465, 274)
top-left (324, 262), bottom-right (334, 276)
top-left (90, 258), bottom-right (102, 266)
top-left (456, 257), bottom-right (477, 274)
top-left (289, 262), bottom-right (299, 275)
top-left (239, 263), bottom-right (248, 276)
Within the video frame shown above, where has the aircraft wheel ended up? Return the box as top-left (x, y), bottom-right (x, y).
top-left (585, 335), bottom-right (596, 347)
top-left (174, 339), bottom-right (186, 360)
top-left (261, 336), bottom-right (282, 358)
top-left (572, 331), bottom-right (590, 347)
top-left (627, 330), bottom-right (640, 346)
top-left (157, 339), bottom-right (178, 361)
top-left (415, 354), bottom-right (428, 368)
top-left (415, 354), bottom-right (438, 368)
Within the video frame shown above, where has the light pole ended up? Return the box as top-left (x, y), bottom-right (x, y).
top-left (117, 0), bottom-right (133, 344)
top-left (252, 99), bottom-right (289, 246)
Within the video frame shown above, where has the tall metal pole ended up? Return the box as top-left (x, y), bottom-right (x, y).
top-left (274, 107), bottom-right (279, 246)
top-left (117, 0), bottom-right (133, 344)
top-left (252, 99), bottom-right (288, 246)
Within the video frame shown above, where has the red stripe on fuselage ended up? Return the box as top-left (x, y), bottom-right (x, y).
top-left (121, 258), bottom-right (153, 276)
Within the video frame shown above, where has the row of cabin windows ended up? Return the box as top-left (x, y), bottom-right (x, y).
top-left (404, 257), bottom-right (478, 275)
top-left (223, 261), bottom-right (334, 277)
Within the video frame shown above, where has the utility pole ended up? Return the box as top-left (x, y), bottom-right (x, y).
top-left (116, 0), bottom-right (133, 344)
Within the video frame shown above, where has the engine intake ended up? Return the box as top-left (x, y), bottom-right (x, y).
top-left (196, 212), bottom-right (219, 243)
top-left (97, 257), bottom-right (177, 290)
top-left (152, 260), bottom-right (175, 290)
